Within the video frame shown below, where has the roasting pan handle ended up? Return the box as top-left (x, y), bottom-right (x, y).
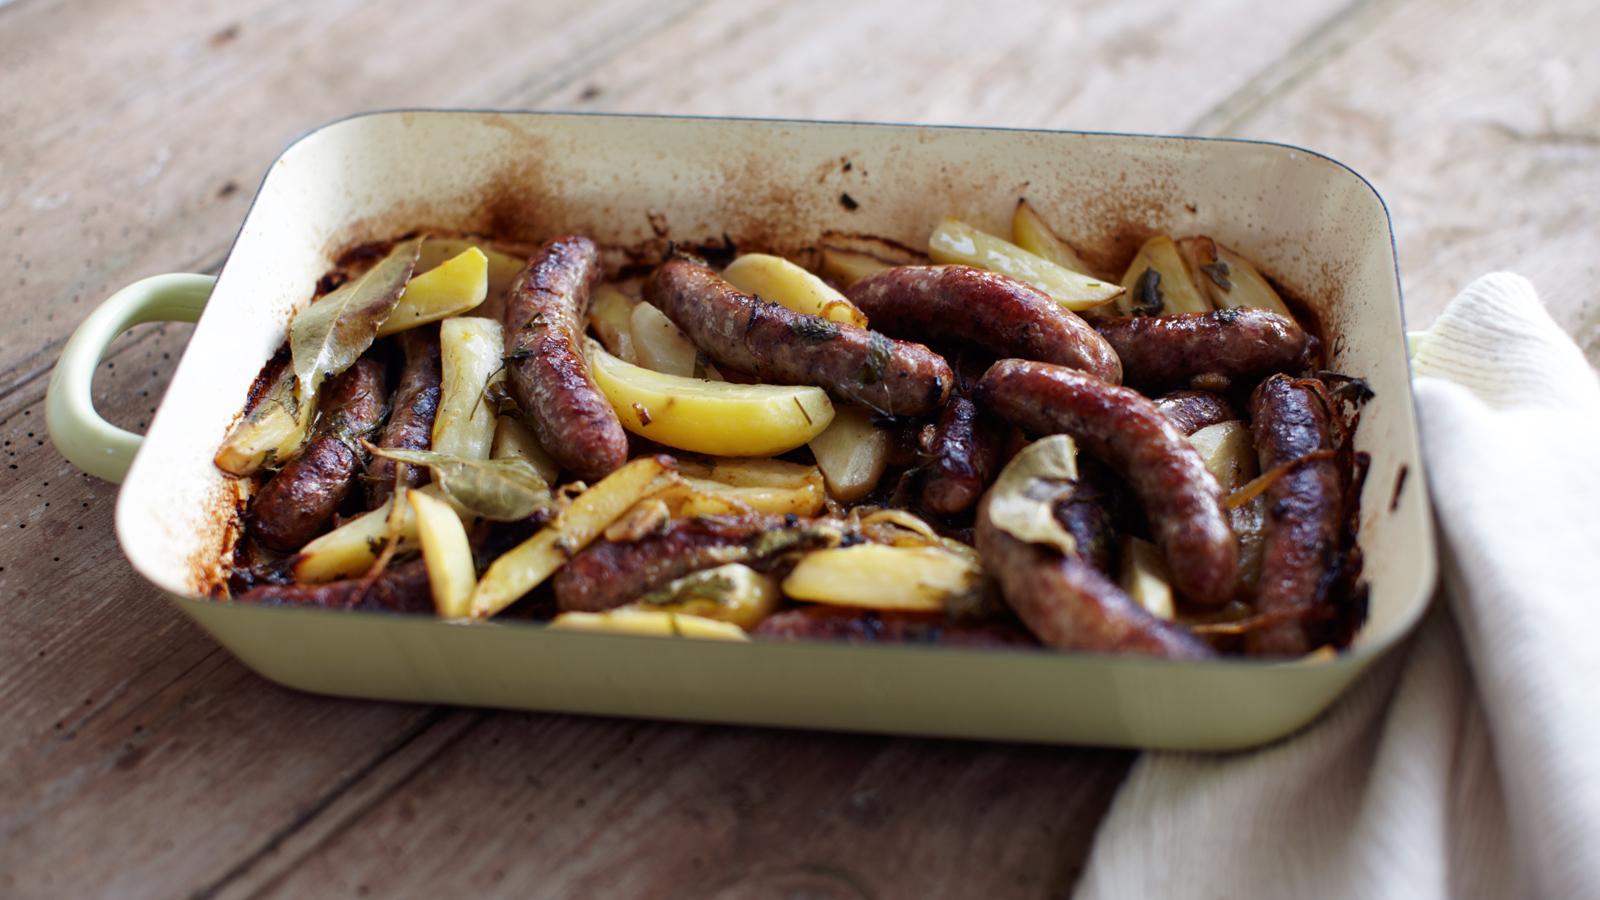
top-left (47, 274), bottom-right (214, 483)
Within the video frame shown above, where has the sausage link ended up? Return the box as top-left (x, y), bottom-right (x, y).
top-left (250, 357), bottom-right (387, 551)
top-left (976, 359), bottom-right (1238, 606)
top-left (1095, 308), bottom-right (1310, 390)
top-left (505, 236), bottom-right (628, 481)
top-left (553, 514), bottom-right (835, 613)
top-left (1246, 374), bottom-right (1343, 657)
top-left (845, 265), bottom-right (1122, 384)
top-left (975, 496), bottom-right (1213, 658)
top-left (649, 258), bottom-right (953, 417)
top-left (237, 557), bottom-right (432, 613)
top-left (919, 396), bottom-right (1007, 515)
top-left (754, 606), bottom-right (1036, 647)
top-left (367, 326), bottom-right (442, 507)
top-left (1154, 389), bottom-right (1237, 436)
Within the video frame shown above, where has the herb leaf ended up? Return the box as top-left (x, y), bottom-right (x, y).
top-left (790, 316), bottom-right (840, 343)
top-left (1199, 261), bottom-right (1233, 292)
top-left (861, 332), bottom-right (893, 384)
top-left (290, 238), bottom-right (422, 400)
top-left (366, 446), bottom-right (553, 521)
top-left (1132, 267), bottom-right (1163, 316)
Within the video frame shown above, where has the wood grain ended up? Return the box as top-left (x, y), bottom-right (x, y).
top-left (4, 0), bottom-right (1595, 896)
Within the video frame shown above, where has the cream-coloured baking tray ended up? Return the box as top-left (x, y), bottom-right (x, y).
top-left (47, 112), bottom-right (1434, 750)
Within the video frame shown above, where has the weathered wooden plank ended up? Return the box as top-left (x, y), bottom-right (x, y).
top-left (253, 715), bottom-right (1131, 899)
top-left (1213, 0), bottom-right (1600, 360)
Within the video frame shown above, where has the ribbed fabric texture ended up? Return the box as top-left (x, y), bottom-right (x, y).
top-left (1075, 273), bottom-right (1600, 900)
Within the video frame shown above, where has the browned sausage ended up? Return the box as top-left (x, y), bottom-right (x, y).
top-left (1095, 308), bottom-right (1310, 390)
top-left (553, 514), bottom-right (837, 613)
top-left (237, 557), bottom-right (432, 613)
top-left (505, 236), bottom-right (628, 481)
top-left (1246, 374), bottom-right (1343, 657)
top-left (845, 265), bottom-right (1123, 384)
top-left (976, 359), bottom-right (1238, 606)
top-left (975, 496), bottom-right (1212, 658)
top-left (367, 326), bottom-right (442, 507)
top-left (648, 258), bottom-right (953, 417)
top-left (1154, 390), bottom-right (1237, 436)
top-left (920, 396), bottom-right (1007, 515)
top-left (754, 606), bottom-right (1036, 647)
top-left (249, 357), bottom-right (387, 551)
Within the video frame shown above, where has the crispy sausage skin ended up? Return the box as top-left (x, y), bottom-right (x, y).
top-left (505, 236), bottom-right (628, 481)
top-left (754, 605), bottom-right (1036, 647)
top-left (250, 357), bottom-right (387, 551)
top-left (1154, 390), bottom-right (1237, 436)
top-left (238, 557), bottom-right (432, 613)
top-left (1095, 308), bottom-right (1311, 390)
top-left (649, 258), bottom-right (953, 417)
top-left (920, 396), bottom-right (1007, 515)
top-left (367, 326), bottom-right (442, 507)
top-left (975, 496), bottom-right (1213, 659)
top-left (553, 514), bottom-right (833, 613)
top-left (845, 265), bottom-right (1123, 384)
top-left (977, 359), bottom-right (1238, 606)
top-left (1246, 374), bottom-right (1343, 657)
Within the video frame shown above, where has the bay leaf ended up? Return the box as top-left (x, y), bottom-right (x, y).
top-left (985, 434), bottom-right (1081, 556)
top-left (367, 446), bottom-right (553, 521)
top-left (291, 238), bottom-right (422, 399)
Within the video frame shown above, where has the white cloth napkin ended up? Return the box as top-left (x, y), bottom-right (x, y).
top-left (1075, 273), bottom-right (1600, 900)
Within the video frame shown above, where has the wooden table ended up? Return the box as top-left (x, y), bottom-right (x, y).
top-left (2, 0), bottom-right (1595, 896)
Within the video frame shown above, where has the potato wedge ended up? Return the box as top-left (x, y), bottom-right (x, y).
top-left (377, 247), bottom-right (489, 337)
top-left (629, 301), bottom-right (701, 377)
top-left (781, 544), bottom-right (980, 612)
top-left (214, 364), bottom-right (313, 476)
top-left (627, 563), bottom-right (781, 630)
top-left (1117, 235), bottom-right (1210, 316)
top-left (1189, 420), bottom-right (1257, 491)
top-left (409, 489), bottom-right (477, 619)
top-left (433, 317), bottom-right (503, 461)
top-left (1178, 237), bottom-right (1293, 318)
top-left (589, 283), bottom-right (640, 362)
top-left (928, 218), bottom-right (1123, 310)
top-left (1120, 536), bottom-right (1176, 621)
top-left (675, 456), bottom-right (823, 489)
top-left (807, 404), bottom-right (890, 502)
top-left (491, 415), bottom-right (560, 484)
top-left (470, 456), bottom-right (670, 618)
top-left (546, 609), bottom-right (750, 641)
top-left (1010, 199), bottom-right (1094, 276)
top-left (292, 484), bottom-right (460, 583)
top-left (653, 481), bottom-right (754, 518)
top-left (586, 339), bottom-right (834, 457)
top-left (682, 477), bottom-right (826, 517)
top-left (817, 233), bottom-right (926, 287)
top-left (416, 238), bottom-right (527, 323)
top-left (723, 253), bottom-right (869, 327)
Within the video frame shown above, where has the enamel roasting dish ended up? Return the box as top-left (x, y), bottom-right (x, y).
top-left (47, 112), bottom-right (1435, 749)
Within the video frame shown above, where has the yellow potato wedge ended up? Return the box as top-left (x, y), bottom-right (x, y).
top-left (1120, 536), bottom-right (1176, 621)
top-left (409, 489), bottom-right (477, 619)
top-left (653, 481), bottom-right (755, 518)
top-left (586, 340), bottom-right (834, 457)
top-left (807, 404), bottom-right (890, 502)
top-left (1178, 237), bottom-right (1293, 318)
top-left (1117, 235), bottom-right (1210, 316)
top-left (627, 563), bottom-right (781, 630)
top-left (470, 457), bottom-right (670, 618)
top-left (491, 415), bottom-right (560, 484)
top-left (546, 609), bottom-right (750, 641)
top-left (214, 365), bottom-right (313, 476)
top-left (682, 477), bottom-right (826, 517)
top-left (675, 456), bottom-right (823, 489)
top-left (377, 247), bottom-right (489, 337)
top-left (817, 233), bottom-right (926, 287)
top-left (928, 218), bottom-right (1123, 311)
top-left (629, 301), bottom-right (701, 377)
top-left (1189, 420), bottom-right (1257, 491)
top-left (589, 283), bottom-right (640, 363)
top-left (415, 238), bottom-right (527, 322)
top-left (1010, 199), bottom-right (1094, 276)
top-left (781, 544), bottom-right (980, 612)
top-left (723, 253), bottom-right (869, 327)
top-left (819, 247), bottom-right (894, 286)
top-left (292, 484), bottom-right (460, 583)
top-left (433, 317), bottom-right (504, 460)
